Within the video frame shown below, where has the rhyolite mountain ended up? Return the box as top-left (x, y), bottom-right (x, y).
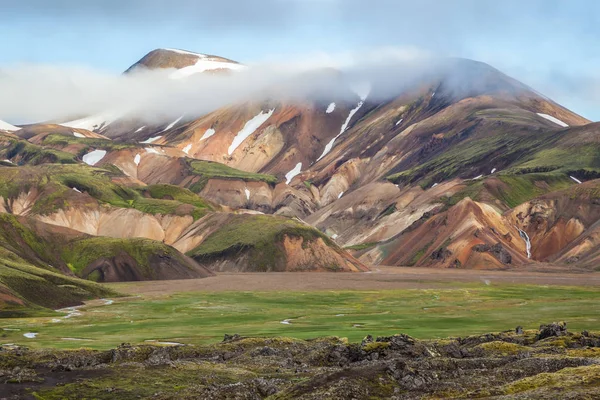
top-left (2, 47), bottom-right (600, 311)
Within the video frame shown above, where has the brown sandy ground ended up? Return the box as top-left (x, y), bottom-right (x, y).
top-left (110, 266), bottom-right (600, 295)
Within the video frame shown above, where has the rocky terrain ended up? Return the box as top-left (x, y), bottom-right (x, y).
top-left (1, 322), bottom-right (599, 399)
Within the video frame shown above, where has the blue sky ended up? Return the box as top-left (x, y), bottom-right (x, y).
top-left (1, 0), bottom-right (599, 120)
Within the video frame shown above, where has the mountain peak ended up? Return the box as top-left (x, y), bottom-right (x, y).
top-left (125, 48), bottom-right (245, 76)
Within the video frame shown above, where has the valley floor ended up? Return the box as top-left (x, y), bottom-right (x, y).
top-left (2, 268), bottom-right (600, 398)
top-left (110, 266), bottom-right (600, 295)
top-left (1, 268), bottom-right (599, 351)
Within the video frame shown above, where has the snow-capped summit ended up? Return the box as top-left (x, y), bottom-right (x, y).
top-left (125, 48), bottom-right (246, 78)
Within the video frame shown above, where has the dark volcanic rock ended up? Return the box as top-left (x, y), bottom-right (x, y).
top-left (538, 321), bottom-right (568, 340)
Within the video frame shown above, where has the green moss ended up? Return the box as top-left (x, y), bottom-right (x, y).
top-left (494, 173), bottom-right (573, 208)
top-left (0, 138), bottom-right (77, 165)
top-left (344, 242), bottom-right (379, 251)
top-left (42, 134), bottom-right (135, 153)
top-left (499, 365), bottom-right (600, 395)
top-left (407, 241), bottom-right (433, 266)
top-left (60, 237), bottom-right (182, 278)
top-left (0, 164), bottom-right (214, 220)
top-left (185, 159), bottom-right (278, 192)
top-left (187, 214), bottom-right (333, 271)
top-left (475, 341), bottom-right (526, 356)
top-left (363, 341), bottom-right (390, 352)
top-left (387, 130), bottom-right (554, 186)
top-left (0, 253), bottom-right (115, 313)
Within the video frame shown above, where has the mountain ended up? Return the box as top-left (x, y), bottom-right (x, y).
top-left (1, 48), bottom-right (600, 311)
top-left (125, 48), bottom-right (246, 76)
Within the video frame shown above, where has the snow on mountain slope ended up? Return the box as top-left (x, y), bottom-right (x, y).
top-left (228, 109), bottom-right (275, 155)
top-left (537, 113), bottom-right (569, 127)
top-left (317, 99), bottom-right (366, 161)
top-left (62, 112), bottom-right (118, 132)
top-left (0, 119), bottom-right (19, 131)
top-left (169, 55), bottom-right (246, 79)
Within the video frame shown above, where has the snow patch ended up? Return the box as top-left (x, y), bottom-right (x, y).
top-left (62, 337), bottom-right (91, 341)
top-left (200, 128), bottom-right (216, 141)
top-left (285, 162), bottom-right (302, 184)
top-left (102, 299), bottom-right (114, 305)
top-left (317, 98), bottom-right (366, 161)
top-left (72, 187), bottom-right (82, 193)
top-left (23, 333), bottom-right (37, 339)
top-left (280, 319), bottom-right (292, 325)
top-left (134, 154), bottom-right (141, 165)
top-left (62, 112), bottom-right (116, 131)
top-left (164, 48), bottom-right (203, 56)
top-left (244, 188), bottom-right (250, 201)
top-left (537, 113), bottom-right (569, 127)
top-left (228, 109), bottom-right (274, 155)
top-left (182, 144), bottom-right (192, 154)
top-left (0, 119), bottom-right (19, 131)
top-left (469, 175), bottom-right (483, 180)
top-left (396, 118), bottom-right (403, 126)
top-left (82, 149), bottom-right (106, 166)
top-left (168, 52), bottom-right (247, 79)
top-left (161, 116), bottom-right (183, 132)
top-left (491, 168), bottom-right (497, 174)
top-left (337, 191), bottom-right (344, 199)
top-left (140, 136), bottom-right (162, 144)
top-left (3, 159), bottom-right (14, 164)
top-left (431, 183), bottom-right (439, 188)
top-left (570, 176), bottom-right (582, 184)
top-left (431, 92), bottom-right (436, 98)
top-left (73, 131), bottom-right (85, 138)
top-left (335, 314), bottom-right (345, 317)
top-left (326, 102), bottom-right (336, 113)
top-left (145, 147), bottom-right (161, 154)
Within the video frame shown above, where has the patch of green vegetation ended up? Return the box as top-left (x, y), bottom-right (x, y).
top-left (33, 360), bottom-right (264, 399)
top-left (187, 214), bottom-right (333, 271)
top-left (510, 145), bottom-right (600, 174)
top-left (440, 173), bottom-right (574, 209)
top-left (0, 250), bottom-right (115, 315)
top-left (42, 133), bottom-right (135, 156)
top-left (363, 341), bottom-right (390, 352)
top-left (0, 138), bottom-right (77, 165)
top-left (60, 237), bottom-right (183, 277)
top-left (407, 241), bottom-right (433, 266)
top-left (379, 204), bottom-right (397, 218)
top-left (475, 341), bottom-right (526, 356)
top-left (494, 173), bottom-right (573, 208)
top-left (185, 159), bottom-right (278, 192)
top-left (344, 242), bottom-right (379, 251)
top-left (4, 284), bottom-right (600, 350)
top-left (140, 184), bottom-right (215, 210)
top-left (498, 365), bottom-right (600, 395)
top-left (387, 130), bottom-right (555, 186)
top-left (0, 164), bottom-right (213, 219)
top-left (442, 180), bottom-right (484, 207)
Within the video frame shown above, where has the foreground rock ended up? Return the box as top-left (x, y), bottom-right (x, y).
top-left (1, 323), bottom-right (599, 399)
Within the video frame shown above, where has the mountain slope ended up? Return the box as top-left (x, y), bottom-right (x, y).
top-left (2, 51), bottom-right (598, 272)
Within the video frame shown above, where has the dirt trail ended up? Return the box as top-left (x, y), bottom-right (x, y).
top-left (109, 266), bottom-right (600, 295)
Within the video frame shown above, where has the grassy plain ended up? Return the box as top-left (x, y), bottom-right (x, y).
top-left (2, 283), bottom-right (599, 350)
